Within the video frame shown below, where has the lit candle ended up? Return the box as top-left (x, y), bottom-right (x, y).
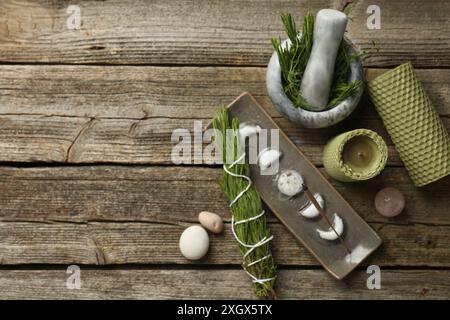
top-left (323, 129), bottom-right (388, 182)
top-left (374, 187), bottom-right (405, 217)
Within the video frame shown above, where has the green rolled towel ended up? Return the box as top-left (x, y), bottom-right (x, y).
top-left (368, 62), bottom-right (450, 187)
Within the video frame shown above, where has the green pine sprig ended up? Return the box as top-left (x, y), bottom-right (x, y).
top-left (212, 107), bottom-right (277, 299)
top-left (271, 12), bottom-right (363, 111)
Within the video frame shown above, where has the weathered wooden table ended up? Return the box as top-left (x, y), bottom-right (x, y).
top-left (0, 0), bottom-right (449, 299)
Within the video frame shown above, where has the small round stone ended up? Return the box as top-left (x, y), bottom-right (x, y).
top-left (198, 211), bottom-right (224, 234)
top-left (374, 187), bottom-right (405, 217)
top-left (258, 148), bottom-right (282, 170)
top-left (277, 170), bottom-right (304, 197)
top-left (179, 225), bottom-right (209, 260)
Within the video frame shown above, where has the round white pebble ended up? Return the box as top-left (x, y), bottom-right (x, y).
top-left (258, 148), bottom-right (282, 170)
top-left (317, 213), bottom-right (344, 241)
top-left (277, 170), bottom-right (304, 197)
top-left (179, 225), bottom-right (210, 260)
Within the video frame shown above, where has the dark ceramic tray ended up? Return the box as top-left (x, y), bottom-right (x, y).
top-left (221, 92), bottom-right (382, 279)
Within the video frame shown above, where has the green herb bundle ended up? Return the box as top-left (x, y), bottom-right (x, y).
top-left (271, 12), bottom-right (362, 111)
top-left (212, 107), bottom-right (276, 299)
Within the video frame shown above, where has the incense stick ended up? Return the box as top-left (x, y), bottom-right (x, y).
top-left (302, 183), bottom-right (352, 254)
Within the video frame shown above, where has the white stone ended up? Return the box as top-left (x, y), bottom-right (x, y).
top-left (239, 123), bottom-right (261, 140)
top-left (198, 211), bottom-right (224, 234)
top-left (258, 148), bottom-right (282, 170)
top-left (179, 225), bottom-right (210, 260)
top-left (299, 193), bottom-right (325, 218)
top-left (300, 9), bottom-right (348, 110)
top-left (277, 170), bottom-right (304, 197)
top-left (316, 213), bottom-right (344, 241)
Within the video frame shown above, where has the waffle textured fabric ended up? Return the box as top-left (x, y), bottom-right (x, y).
top-left (368, 62), bottom-right (450, 186)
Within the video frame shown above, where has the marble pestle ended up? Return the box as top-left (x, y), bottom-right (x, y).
top-left (300, 9), bottom-right (348, 111)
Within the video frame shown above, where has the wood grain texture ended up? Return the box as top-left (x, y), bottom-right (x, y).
top-left (1, 0), bottom-right (449, 300)
top-left (0, 268), bottom-right (448, 299)
top-left (0, 65), bottom-right (449, 164)
top-left (0, 166), bottom-right (449, 225)
top-left (1, 166), bottom-right (447, 267)
top-left (0, 0), bottom-right (449, 67)
top-left (0, 211), bottom-right (448, 266)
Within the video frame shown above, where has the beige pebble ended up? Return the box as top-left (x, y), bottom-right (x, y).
top-left (198, 211), bottom-right (224, 234)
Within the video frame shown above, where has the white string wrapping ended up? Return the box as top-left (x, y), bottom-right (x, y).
top-left (223, 152), bottom-right (276, 284)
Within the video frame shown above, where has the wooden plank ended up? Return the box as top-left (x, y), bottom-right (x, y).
top-left (0, 65), bottom-right (448, 164)
top-left (0, 166), bottom-right (446, 267)
top-left (1, 66), bottom-right (448, 119)
top-left (0, 166), bottom-right (448, 225)
top-left (0, 113), bottom-right (409, 165)
top-left (0, 165), bottom-right (447, 225)
top-left (0, 220), bottom-right (448, 266)
top-left (0, 268), bottom-right (448, 299)
top-left (1, 0), bottom-right (449, 67)
top-left (0, 113), bottom-right (440, 165)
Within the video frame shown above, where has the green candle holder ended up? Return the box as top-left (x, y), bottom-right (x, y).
top-left (323, 129), bottom-right (388, 182)
top-left (368, 62), bottom-right (450, 187)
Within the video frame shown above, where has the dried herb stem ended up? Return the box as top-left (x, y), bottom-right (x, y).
top-left (212, 107), bottom-right (277, 299)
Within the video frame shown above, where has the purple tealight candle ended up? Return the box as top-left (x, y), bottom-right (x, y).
top-left (374, 187), bottom-right (405, 217)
